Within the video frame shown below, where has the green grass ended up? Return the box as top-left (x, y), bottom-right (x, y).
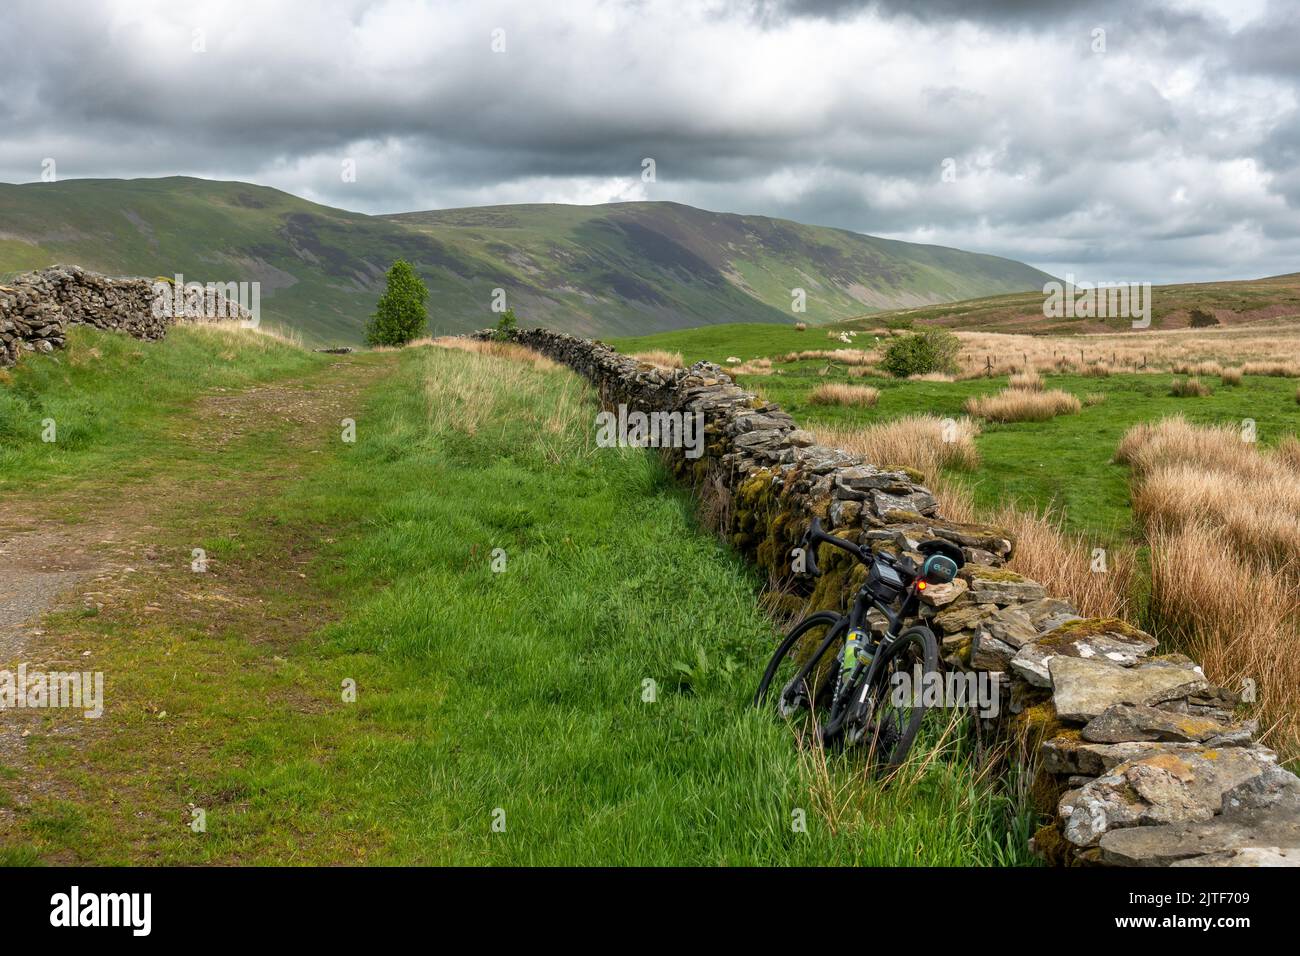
top-left (612, 328), bottom-right (1300, 545)
top-left (2, 336), bottom-right (1036, 865)
top-left (0, 324), bottom-right (324, 491)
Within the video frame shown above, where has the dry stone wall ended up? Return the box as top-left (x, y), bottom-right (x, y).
top-left (0, 265), bottom-right (248, 367)
top-left (480, 325), bottom-right (1300, 867)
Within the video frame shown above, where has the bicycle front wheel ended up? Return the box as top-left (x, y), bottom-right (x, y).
top-left (754, 611), bottom-right (846, 720)
top-left (851, 625), bottom-right (939, 770)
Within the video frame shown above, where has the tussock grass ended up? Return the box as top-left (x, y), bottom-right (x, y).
top-left (1008, 369), bottom-right (1043, 391)
top-left (1117, 416), bottom-right (1300, 756)
top-left (1169, 376), bottom-right (1212, 397)
top-left (963, 388), bottom-right (1081, 422)
top-left (809, 383), bottom-right (880, 407)
top-left (1243, 360), bottom-right (1300, 377)
top-left (1221, 367), bottom-right (1243, 386)
top-left (730, 357), bottom-right (774, 375)
top-left (630, 348), bottom-right (685, 369)
top-left (814, 414), bottom-right (980, 480)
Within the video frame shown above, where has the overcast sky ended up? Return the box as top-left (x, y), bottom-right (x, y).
top-left (2, 0), bottom-right (1297, 284)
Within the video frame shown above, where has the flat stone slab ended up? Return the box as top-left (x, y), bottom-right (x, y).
top-left (1042, 737), bottom-right (1206, 777)
top-left (1011, 618), bottom-right (1157, 688)
top-left (1059, 745), bottom-right (1278, 847)
top-left (1082, 704), bottom-right (1255, 746)
top-left (959, 567), bottom-right (1047, 605)
top-left (1049, 656), bottom-right (1207, 722)
top-left (1099, 768), bottom-right (1300, 865)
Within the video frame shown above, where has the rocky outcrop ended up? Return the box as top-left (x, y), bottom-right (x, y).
top-left (479, 325), bottom-right (1300, 867)
top-left (0, 265), bottom-right (249, 366)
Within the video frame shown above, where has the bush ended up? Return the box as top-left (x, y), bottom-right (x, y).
top-left (879, 328), bottom-right (960, 378)
top-left (365, 260), bottom-right (428, 347)
top-left (1188, 307), bottom-right (1220, 328)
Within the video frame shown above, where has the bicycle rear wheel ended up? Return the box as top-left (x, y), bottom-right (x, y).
top-left (848, 625), bottom-right (939, 770)
top-left (754, 611), bottom-right (846, 720)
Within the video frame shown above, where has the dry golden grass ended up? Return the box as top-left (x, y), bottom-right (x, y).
top-left (1008, 369), bottom-right (1043, 391)
top-left (428, 335), bottom-right (559, 371)
top-left (1243, 360), bottom-right (1300, 377)
top-left (809, 383), bottom-right (880, 407)
top-left (1117, 417), bottom-right (1300, 756)
top-left (1083, 392), bottom-right (1106, 407)
top-left (778, 347), bottom-right (878, 367)
top-left (963, 388), bottom-right (1081, 422)
top-left (186, 319), bottom-right (305, 351)
top-left (907, 371), bottom-right (956, 383)
top-left (1221, 367), bottom-right (1243, 386)
top-left (730, 357), bottom-right (774, 376)
top-left (948, 324), bottom-right (1300, 378)
top-left (1169, 376), bottom-right (1212, 397)
top-left (997, 505), bottom-right (1135, 620)
top-left (1147, 523), bottom-right (1300, 757)
top-left (630, 349), bottom-right (684, 369)
top-left (423, 340), bottom-right (586, 446)
top-left (814, 414), bottom-right (980, 481)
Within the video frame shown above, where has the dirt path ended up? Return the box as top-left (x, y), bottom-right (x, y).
top-left (0, 354), bottom-right (393, 850)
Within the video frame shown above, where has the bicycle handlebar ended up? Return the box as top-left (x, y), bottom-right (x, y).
top-left (800, 516), bottom-right (919, 581)
top-left (801, 516), bottom-right (868, 576)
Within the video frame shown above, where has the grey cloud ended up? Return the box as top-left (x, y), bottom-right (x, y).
top-left (0, 0), bottom-right (1296, 284)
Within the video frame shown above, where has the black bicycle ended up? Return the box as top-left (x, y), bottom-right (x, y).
top-left (754, 517), bottom-right (964, 769)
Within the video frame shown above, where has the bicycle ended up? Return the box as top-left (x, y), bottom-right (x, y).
top-left (754, 516), bottom-right (964, 769)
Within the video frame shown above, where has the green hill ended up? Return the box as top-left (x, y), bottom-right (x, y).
top-left (0, 177), bottom-right (1054, 344)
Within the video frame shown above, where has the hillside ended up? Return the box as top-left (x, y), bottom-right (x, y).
top-left (0, 177), bottom-right (1053, 344)
top-left (834, 272), bottom-right (1300, 334)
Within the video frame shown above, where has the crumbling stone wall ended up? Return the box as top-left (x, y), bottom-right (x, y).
top-left (479, 325), bottom-right (1300, 867)
top-left (0, 265), bottom-right (248, 367)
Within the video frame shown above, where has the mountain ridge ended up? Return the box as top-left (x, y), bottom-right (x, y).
top-left (0, 176), bottom-right (1055, 344)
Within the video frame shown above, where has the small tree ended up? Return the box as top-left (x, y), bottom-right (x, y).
top-left (365, 260), bottom-right (428, 347)
top-left (492, 308), bottom-right (518, 342)
top-left (879, 328), bottom-right (960, 378)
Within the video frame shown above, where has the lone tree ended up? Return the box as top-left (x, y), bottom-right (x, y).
top-left (366, 260), bottom-right (429, 346)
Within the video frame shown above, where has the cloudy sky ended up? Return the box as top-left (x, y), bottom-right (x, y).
top-left (2, 0), bottom-right (1297, 283)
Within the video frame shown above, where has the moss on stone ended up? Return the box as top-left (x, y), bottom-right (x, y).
top-left (963, 566), bottom-right (1028, 583)
top-left (1048, 617), bottom-right (1151, 642)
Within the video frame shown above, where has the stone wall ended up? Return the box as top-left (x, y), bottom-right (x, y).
top-left (479, 326), bottom-right (1300, 867)
top-left (0, 265), bottom-right (248, 367)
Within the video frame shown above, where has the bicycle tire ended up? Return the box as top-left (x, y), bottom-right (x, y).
top-left (846, 624), bottom-right (939, 770)
top-left (754, 611), bottom-right (847, 718)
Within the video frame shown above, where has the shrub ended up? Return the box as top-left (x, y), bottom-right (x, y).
top-left (879, 329), bottom-right (960, 378)
top-left (809, 383), bottom-right (880, 407)
top-left (1188, 307), bottom-right (1220, 328)
top-left (963, 388), bottom-right (1081, 422)
top-left (365, 260), bottom-right (429, 347)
